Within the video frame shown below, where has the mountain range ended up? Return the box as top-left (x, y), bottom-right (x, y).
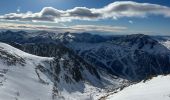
top-left (0, 30), bottom-right (170, 100)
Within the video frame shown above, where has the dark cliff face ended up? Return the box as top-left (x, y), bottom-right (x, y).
top-left (1, 30), bottom-right (170, 81)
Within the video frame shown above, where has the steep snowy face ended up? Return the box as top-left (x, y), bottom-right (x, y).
top-left (106, 75), bottom-right (170, 100)
top-left (0, 42), bottom-right (126, 100)
top-left (0, 42), bottom-right (55, 100)
top-left (68, 34), bottom-right (170, 81)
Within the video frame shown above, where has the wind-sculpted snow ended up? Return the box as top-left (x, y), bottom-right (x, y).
top-left (106, 75), bottom-right (170, 100)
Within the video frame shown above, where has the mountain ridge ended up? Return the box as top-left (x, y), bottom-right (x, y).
top-left (1, 30), bottom-right (170, 81)
top-left (0, 42), bottom-right (127, 100)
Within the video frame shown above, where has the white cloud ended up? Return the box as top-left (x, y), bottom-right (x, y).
top-left (69, 25), bottom-right (127, 33)
top-left (0, 1), bottom-right (170, 22)
top-left (97, 1), bottom-right (170, 18)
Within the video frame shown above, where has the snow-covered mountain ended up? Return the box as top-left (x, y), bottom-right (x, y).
top-left (1, 30), bottom-right (170, 100)
top-left (105, 75), bottom-right (170, 100)
top-left (1, 31), bottom-right (170, 81)
top-left (67, 34), bottom-right (170, 81)
top-left (0, 42), bottom-right (55, 100)
top-left (0, 42), bottom-right (127, 100)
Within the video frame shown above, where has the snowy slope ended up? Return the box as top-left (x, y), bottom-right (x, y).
top-left (106, 75), bottom-right (170, 100)
top-left (0, 42), bottom-right (127, 100)
top-left (0, 42), bottom-right (54, 100)
top-left (160, 40), bottom-right (170, 50)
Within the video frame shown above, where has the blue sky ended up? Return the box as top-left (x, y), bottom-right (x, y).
top-left (0, 0), bottom-right (170, 35)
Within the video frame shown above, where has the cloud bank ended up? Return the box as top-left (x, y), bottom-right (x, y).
top-left (0, 23), bottom-right (127, 33)
top-left (0, 1), bottom-right (170, 22)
